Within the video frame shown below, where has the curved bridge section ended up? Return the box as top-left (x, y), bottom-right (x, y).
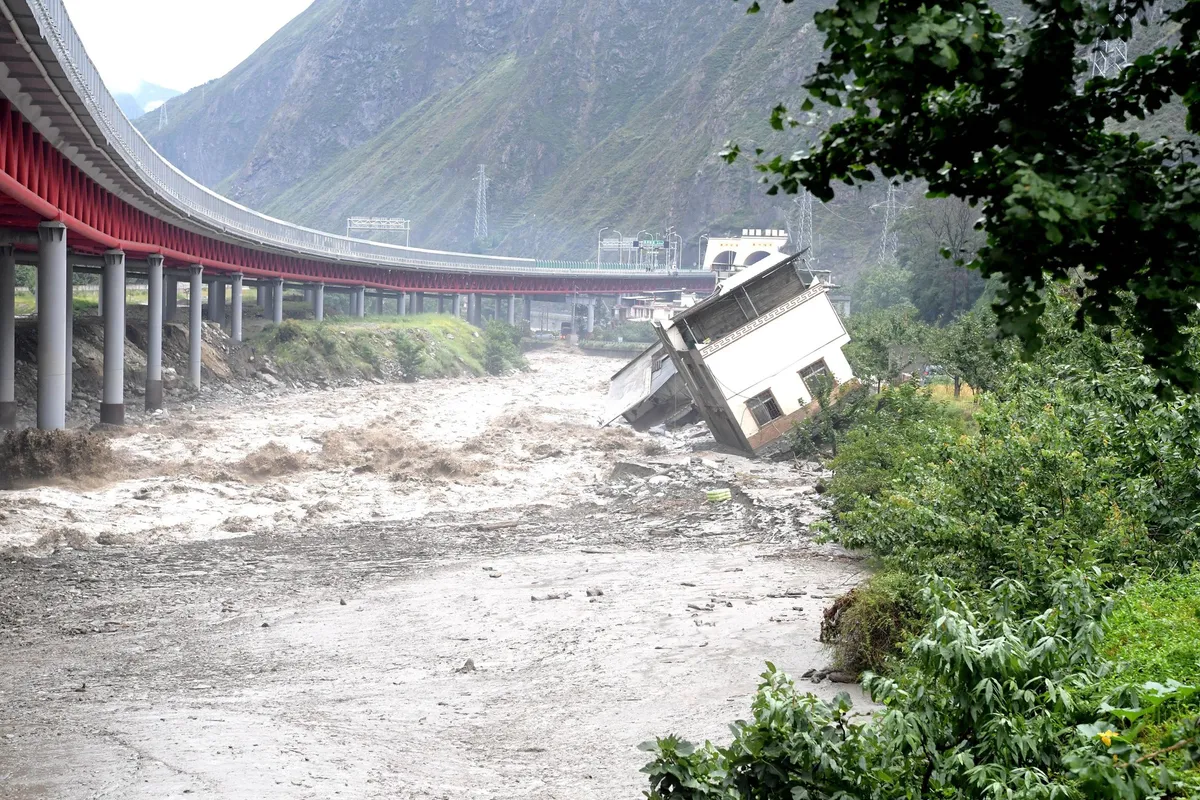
top-left (0, 0), bottom-right (714, 295)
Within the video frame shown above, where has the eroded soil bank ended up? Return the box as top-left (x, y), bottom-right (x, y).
top-left (0, 348), bottom-right (862, 800)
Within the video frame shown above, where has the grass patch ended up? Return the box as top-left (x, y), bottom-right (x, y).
top-left (1105, 572), bottom-right (1200, 688)
top-left (251, 314), bottom-right (488, 380)
top-left (1101, 572), bottom-right (1200, 772)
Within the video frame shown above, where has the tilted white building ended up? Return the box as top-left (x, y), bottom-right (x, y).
top-left (653, 253), bottom-right (853, 455)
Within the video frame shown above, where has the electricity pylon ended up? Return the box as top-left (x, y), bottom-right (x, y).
top-left (474, 165), bottom-right (489, 241)
top-left (877, 183), bottom-right (900, 267)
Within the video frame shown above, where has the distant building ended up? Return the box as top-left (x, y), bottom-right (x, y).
top-left (702, 229), bottom-right (790, 272)
top-left (653, 253), bottom-right (853, 456)
top-left (620, 291), bottom-right (701, 324)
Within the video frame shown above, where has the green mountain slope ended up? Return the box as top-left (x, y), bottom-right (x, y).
top-left (139, 0), bottom-right (886, 274)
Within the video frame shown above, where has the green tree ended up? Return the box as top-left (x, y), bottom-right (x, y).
top-left (483, 321), bottom-right (526, 375)
top-left (898, 196), bottom-right (987, 323)
top-left (393, 332), bottom-right (425, 382)
top-left (732, 0), bottom-right (1200, 387)
top-left (852, 263), bottom-right (912, 312)
top-left (844, 305), bottom-right (929, 389)
top-left (931, 308), bottom-right (1009, 395)
top-left (15, 265), bottom-right (34, 291)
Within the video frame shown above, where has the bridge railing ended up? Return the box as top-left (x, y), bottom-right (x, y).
top-left (28, 0), bottom-right (711, 280)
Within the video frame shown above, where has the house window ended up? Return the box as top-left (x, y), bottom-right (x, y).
top-left (799, 359), bottom-right (831, 395)
top-left (746, 390), bottom-right (783, 428)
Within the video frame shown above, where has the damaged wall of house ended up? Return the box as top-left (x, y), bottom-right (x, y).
top-left (700, 288), bottom-right (852, 450)
top-left (603, 344), bottom-right (695, 430)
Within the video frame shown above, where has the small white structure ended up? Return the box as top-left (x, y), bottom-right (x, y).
top-left (623, 291), bottom-right (701, 323)
top-left (702, 229), bottom-right (790, 272)
top-left (654, 253), bottom-right (853, 455)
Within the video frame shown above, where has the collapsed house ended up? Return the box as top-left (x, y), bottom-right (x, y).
top-left (650, 253), bottom-right (854, 456)
top-left (602, 342), bottom-right (696, 430)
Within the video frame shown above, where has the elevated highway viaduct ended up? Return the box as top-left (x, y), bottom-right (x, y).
top-left (0, 0), bottom-right (714, 430)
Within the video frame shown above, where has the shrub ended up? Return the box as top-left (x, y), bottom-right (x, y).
top-left (483, 322), bottom-right (526, 375)
top-left (642, 574), bottom-right (1200, 800)
top-left (275, 319), bottom-right (304, 343)
top-left (819, 570), bottom-right (921, 674)
top-left (394, 332), bottom-right (425, 382)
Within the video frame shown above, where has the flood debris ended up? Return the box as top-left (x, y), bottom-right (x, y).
top-left (0, 429), bottom-right (114, 488)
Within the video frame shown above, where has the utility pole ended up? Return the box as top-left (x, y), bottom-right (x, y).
top-left (474, 165), bottom-right (489, 242)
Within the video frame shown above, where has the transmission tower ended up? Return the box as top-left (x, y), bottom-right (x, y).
top-left (1089, 37), bottom-right (1129, 78)
top-left (473, 165), bottom-right (489, 241)
top-left (792, 191), bottom-right (816, 266)
top-left (877, 183), bottom-right (900, 267)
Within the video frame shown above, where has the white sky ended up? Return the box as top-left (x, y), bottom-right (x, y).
top-left (62, 0), bottom-right (317, 94)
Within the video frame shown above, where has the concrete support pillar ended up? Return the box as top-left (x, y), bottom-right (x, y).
top-left (257, 283), bottom-right (265, 309)
top-left (65, 262), bottom-right (73, 404)
top-left (453, 294), bottom-right (463, 319)
top-left (189, 265), bottom-right (203, 390)
top-left (507, 293), bottom-right (517, 326)
top-left (356, 286), bottom-right (366, 318)
top-left (36, 222), bottom-right (67, 430)
top-left (146, 254), bottom-right (164, 412)
top-left (314, 283), bottom-right (325, 322)
top-left (467, 294), bottom-right (478, 327)
top-left (206, 282), bottom-right (219, 323)
top-left (586, 300), bottom-right (596, 334)
top-left (0, 246), bottom-right (15, 429)
top-left (415, 292), bottom-right (425, 315)
top-left (100, 250), bottom-right (126, 425)
top-left (398, 292), bottom-right (408, 316)
top-left (524, 295), bottom-right (533, 324)
top-left (96, 275), bottom-right (103, 318)
top-left (231, 273), bottom-right (244, 343)
top-left (165, 275), bottom-right (179, 322)
top-left (272, 278), bottom-right (284, 324)
top-left (375, 291), bottom-right (384, 316)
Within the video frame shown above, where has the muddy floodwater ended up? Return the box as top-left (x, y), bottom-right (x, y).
top-left (0, 348), bottom-right (862, 799)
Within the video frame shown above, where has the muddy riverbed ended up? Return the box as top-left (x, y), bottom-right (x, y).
top-left (0, 348), bottom-right (863, 799)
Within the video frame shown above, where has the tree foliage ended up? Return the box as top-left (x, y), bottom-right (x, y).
top-left (734, 0), bottom-right (1200, 387)
top-left (898, 196), bottom-right (987, 323)
top-left (643, 574), bottom-right (1200, 800)
top-left (832, 296), bottom-right (1200, 601)
top-left (844, 305), bottom-right (929, 387)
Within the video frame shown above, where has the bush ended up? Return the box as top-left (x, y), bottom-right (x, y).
top-left (483, 322), bottom-right (526, 375)
top-left (275, 319), bottom-right (305, 343)
top-left (642, 574), bottom-right (1200, 800)
top-left (820, 570), bottom-right (921, 674)
top-left (394, 332), bottom-right (425, 382)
